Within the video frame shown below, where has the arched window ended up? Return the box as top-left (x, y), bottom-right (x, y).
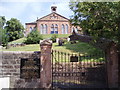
top-left (40, 24), bottom-right (44, 34)
top-left (62, 24), bottom-right (65, 34)
top-left (29, 27), bottom-right (32, 32)
top-left (66, 24), bottom-right (68, 34)
top-left (43, 24), bottom-right (46, 34)
top-left (45, 24), bottom-right (47, 34)
top-left (51, 24), bottom-right (54, 34)
top-left (33, 27), bottom-right (36, 31)
top-left (75, 27), bottom-right (78, 33)
top-left (72, 27), bottom-right (75, 33)
top-left (55, 24), bottom-right (58, 34)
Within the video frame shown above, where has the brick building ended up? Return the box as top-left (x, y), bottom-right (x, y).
top-left (25, 6), bottom-right (82, 35)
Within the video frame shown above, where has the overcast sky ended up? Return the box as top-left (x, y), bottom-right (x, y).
top-left (0, 0), bottom-right (74, 27)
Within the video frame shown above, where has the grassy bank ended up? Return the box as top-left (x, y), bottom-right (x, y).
top-left (3, 42), bottom-right (102, 54)
top-left (8, 34), bottom-right (70, 44)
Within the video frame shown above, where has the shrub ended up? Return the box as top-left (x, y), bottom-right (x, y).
top-left (50, 34), bottom-right (58, 43)
top-left (24, 30), bottom-right (43, 44)
top-left (62, 38), bottom-right (67, 44)
top-left (0, 28), bottom-right (9, 47)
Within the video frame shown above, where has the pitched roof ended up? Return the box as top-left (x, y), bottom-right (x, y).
top-left (25, 21), bottom-right (37, 25)
top-left (37, 12), bottom-right (69, 21)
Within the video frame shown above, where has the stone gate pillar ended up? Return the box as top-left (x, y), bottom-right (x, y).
top-left (40, 40), bottom-right (52, 88)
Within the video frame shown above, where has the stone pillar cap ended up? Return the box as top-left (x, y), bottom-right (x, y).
top-left (40, 39), bottom-right (52, 46)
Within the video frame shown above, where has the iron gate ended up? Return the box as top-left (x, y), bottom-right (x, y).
top-left (52, 50), bottom-right (107, 89)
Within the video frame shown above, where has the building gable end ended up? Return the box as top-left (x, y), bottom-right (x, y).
top-left (37, 13), bottom-right (69, 21)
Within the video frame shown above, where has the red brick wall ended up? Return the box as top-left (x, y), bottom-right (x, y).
top-left (25, 23), bottom-right (37, 35)
top-left (25, 13), bottom-right (76, 35)
top-left (37, 20), bottom-right (71, 34)
top-left (25, 21), bottom-right (82, 35)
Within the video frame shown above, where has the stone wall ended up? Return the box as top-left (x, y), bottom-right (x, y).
top-left (0, 51), bottom-right (40, 88)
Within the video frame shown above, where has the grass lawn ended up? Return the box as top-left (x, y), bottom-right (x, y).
top-left (8, 34), bottom-right (70, 44)
top-left (1, 34), bottom-right (105, 63)
top-left (53, 42), bottom-right (102, 54)
top-left (51, 42), bottom-right (104, 62)
top-left (42, 34), bottom-right (70, 39)
top-left (2, 44), bottom-right (40, 51)
top-left (3, 34), bottom-right (103, 62)
top-left (2, 41), bottom-right (104, 62)
top-left (8, 38), bottom-right (25, 44)
top-left (3, 41), bottom-right (102, 54)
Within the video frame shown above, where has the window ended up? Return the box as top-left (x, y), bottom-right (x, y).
top-left (43, 24), bottom-right (46, 34)
top-left (62, 24), bottom-right (65, 34)
top-left (75, 27), bottom-right (78, 33)
top-left (55, 24), bottom-right (58, 34)
top-left (40, 24), bottom-right (44, 34)
top-left (29, 27), bottom-right (32, 32)
top-left (72, 27), bottom-right (78, 33)
top-left (66, 24), bottom-right (68, 34)
top-left (45, 24), bottom-right (47, 34)
top-left (40, 24), bottom-right (48, 34)
top-left (51, 24), bottom-right (58, 34)
top-left (72, 27), bottom-right (75, 33)
top-left (33, 27), bottom-right (36, 31)
top-left (51, 24), bottom-right (54, 34)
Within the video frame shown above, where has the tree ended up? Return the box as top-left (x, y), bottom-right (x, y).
top-left (0, 16), bottom-right (6, 29)
top-left (24, 30), bottom-right (43, 44)
top-left (0, 16), bottom-right (9, 47)
top-left (69, 2), bottom-right (120, 72)
top-left (50, 34), bottom-right (58, 43)
top-left (0, 28), bottom-right (9, 47)
top-left (69, 2), bottom-right (120, 42)
top-left (5, 18), bottom-right (24, 41)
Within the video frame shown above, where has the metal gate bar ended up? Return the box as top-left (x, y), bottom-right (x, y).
top-left (52, 50), bottom-right (107, 89)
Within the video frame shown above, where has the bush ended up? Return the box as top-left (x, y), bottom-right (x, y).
top-left (24, 30), bottom-right (43, 44)
top-left (0, 28), bottom-right (9, 47)
top-left (62, 38), bottom-right (67, 44)
top-left (50, 34), bottom-right (58, 43)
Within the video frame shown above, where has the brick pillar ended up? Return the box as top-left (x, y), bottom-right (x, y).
top-left (106, 42), bottom-right (119, 88)
top-left (40, 40), bottom-right (52, 88)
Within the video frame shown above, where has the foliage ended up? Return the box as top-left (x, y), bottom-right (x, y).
top-left (62, 39), bottom-right (67, 44)
top-left (50, 34), bottom-right (58, 43)
top-left (0, 16), bottom-right (6, 28)
top-left (24, 30), bottom-right (43, 44)
top-left (0, 28), bottom-right (9, 47)
top-left (9, 38), bottom-right (25, 44)
top-left (0, 16), bottom-right (9, 47)
top-left (8, 34), bottom-right (70, 45)
top-left (42, 34), bottom-right (70, 39)
top-left (3, 41), bottom-right (102, 56)
top-left (69, 2), bottom-right (120, 44)
top-left (5, 18), bottom-right (24, 41)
